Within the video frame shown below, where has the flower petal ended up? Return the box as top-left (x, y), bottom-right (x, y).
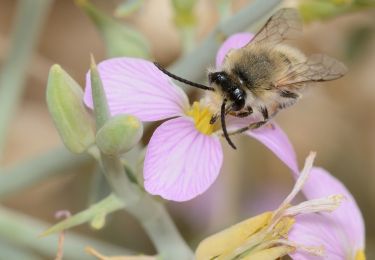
top-left (144, 117), bottom-right (223, 201)
top-left (246, 123), bottom-right (299, 174)
top-left (301, 167), bottom-right (365, 250)
top-left (289, 167), bottom-right (365, 259)
top-left (84, 58), bottom-right (189, 121)
top-left (289, 213), bottom-right (346, 260)
top-left (216, 33), bottom-right (254, 67)
top-left (195, 212), bottom-right (273, 260)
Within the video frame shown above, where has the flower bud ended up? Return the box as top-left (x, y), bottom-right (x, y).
top-left (90, 212), bottom-right (106, 230)
top-left (96, 114), bottom-right (143, 155)
top-left (46, 64), bottom-right (95, 153)
top-left (171, 0), bottom-right (197, 27)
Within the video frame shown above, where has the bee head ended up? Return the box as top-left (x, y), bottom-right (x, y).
top-left (208, 71), bottom-right (246, 111)
top-left (208, 71), bottom-right (228, 85)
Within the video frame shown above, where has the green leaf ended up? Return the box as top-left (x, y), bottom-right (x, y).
top-left (77, 0), bottom-right (150, 58)
top-left (115, 0), bottom-right (144, 17)
top-left (46, 64), bottom-right (95, 153)
top-left (96, 114), bottom-right (143, 155)
top-left (41, 194), bottom-right (124, 236)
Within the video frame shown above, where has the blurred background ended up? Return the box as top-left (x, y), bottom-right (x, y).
top-left (0, 0), bottom-right (374, 259)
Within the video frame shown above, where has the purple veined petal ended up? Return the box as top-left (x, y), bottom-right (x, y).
top-left (84, 58), bottom-right (190, 122)
top-left (299, 167), bottom-right (365, 253)
top-left (144, 117), bottom-right (223, 201)
top-left (216, 33), bottom-right (254, 68)
top-left (289, 213), bottom-right (347, 260)
top-left (226, 116), bottom-right (298, 174)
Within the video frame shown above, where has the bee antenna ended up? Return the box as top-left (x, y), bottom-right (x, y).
top-left (221, 99), bottom-right (236, 149)
top-left (154, 62), bottom-right (215, 91)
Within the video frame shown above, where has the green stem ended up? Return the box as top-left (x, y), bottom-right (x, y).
top-left (87, 166), bottom-right (111, 205)
top-left (0, 0), bottom-right (53, 159)
top-left (0, 239), bottom-right (40, 260)
top-left (0, 146), bottom-right (92, 198)
top-left (180, 26), bottom-right (196, 54)
top-left (0, 206), bottom-right (132, 259)
top-left (0, 0), bottom-right (280, 199)
top-left (91, 58), bottom-right (193, 259)
top-left (217, 0), bottom-right (232, 22)
top-left (170, 0), bottom-right (280, 82)
top-left (126, 195), bottom-right (193, 260)
top-left (102, 155), bottom-right (193, 259)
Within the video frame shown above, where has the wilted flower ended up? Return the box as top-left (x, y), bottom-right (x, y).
top-left (222, 33), bottom-right (367, 260)
top-left (84, 33), bottom-right (298, 201)
top-left (288, 166), bottom-right (366, 260)
top-left (195, 152), bottom-right (344, 260)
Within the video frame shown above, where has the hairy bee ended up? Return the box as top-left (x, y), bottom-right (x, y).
top-left (154, 8), bottom-right (347, 149)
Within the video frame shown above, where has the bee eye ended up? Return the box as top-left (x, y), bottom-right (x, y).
top-left (217, 74), bottom-right (226, 81)
top-left (208, 72), bottom-right (227, 84)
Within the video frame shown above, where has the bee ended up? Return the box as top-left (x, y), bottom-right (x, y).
top-left (154, 8), bottom-right (347, 149)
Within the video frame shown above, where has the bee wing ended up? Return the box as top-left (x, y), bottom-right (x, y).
top-left (249, 8), bottom-right (302, 46)
top-left (275, 54), bottom-right (348, 88)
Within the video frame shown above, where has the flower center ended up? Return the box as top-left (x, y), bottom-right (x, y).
top-left (226, 153), bottom-right (343, 259)
top-left (186, 102), bottom-right (219, 135)
top-left (355, 250), bottom-right (366, 260)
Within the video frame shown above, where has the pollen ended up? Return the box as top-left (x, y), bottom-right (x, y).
top-left (355, 250), bottom-right (366, 260)
top-left (186, 102), bottom-right (219, 135)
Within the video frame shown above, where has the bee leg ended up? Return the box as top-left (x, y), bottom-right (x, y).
top-left (210, 114), bottom-right (219, 124)
top-left (249, 120), bottom-right (268, 129)
top-left (260, 106), bottom-right (269, 121)
top-left (211, 105), bottom-right (234, 124)
top-left (231, 106), bottom-right (253, 118)
top-left (227, 120), bottom-right (269, 136)
top-left (227, 107), bottom-right (269, 135)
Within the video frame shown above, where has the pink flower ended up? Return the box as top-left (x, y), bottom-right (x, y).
top-left (84, 33), bottom-right (298, 201)
top-left (220, 34), bottom-right (366, 259)
top-left (289, 166), bottom-right (366, 260)
top-left (195, 152), bottom-right (345, 259)
top-left (270, 126), bottom-right (366, 257)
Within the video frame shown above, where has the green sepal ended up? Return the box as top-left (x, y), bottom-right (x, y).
top-left (76, 0), bottom-right (150, 58)
top-left (40, 194), bottom-right (124, 236)
top-left (46, 64), bottom-right (95, 153)
top-left (90, 55), bottom-right (110, 129)
top-left (96, 114), bottom-right (143, 155)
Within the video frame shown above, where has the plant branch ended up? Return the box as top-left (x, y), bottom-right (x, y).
top-left (0, 0), bottom-right (53, 159)
top-left (169, 0), bottom-right (280, 82)
top-left (90, 58), bottom-right (193, 259)
top-left (0, 239), bottom-right (40, 260)
top-left (0, 206), bottom-right (132, 259)
top-left (0, 146), bottom-right (92, 198)
top-left (0, 0), bottom-right (280, 197)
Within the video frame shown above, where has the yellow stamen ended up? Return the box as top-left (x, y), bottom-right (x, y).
top-left (195, 153), bottom-right (346, 260)
top-left (186, 102), bottom-right (219, 135)
top-left (355, 250), bottom-right (366, 260)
